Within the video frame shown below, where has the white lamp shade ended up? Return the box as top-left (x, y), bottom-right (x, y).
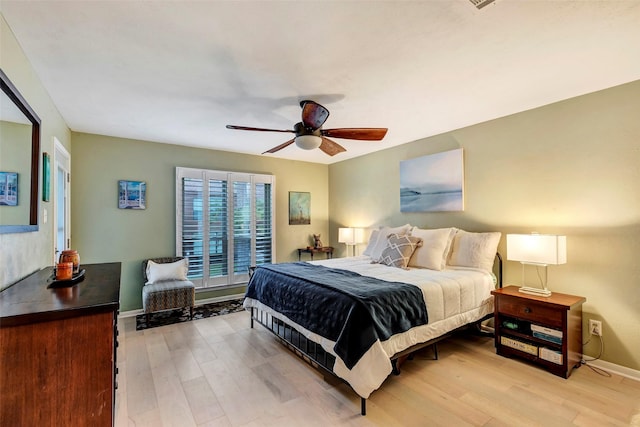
top-left (338, 227), bottom-right (354, 244)
top-left (295, 135), bottom-right (322, 150)
top-left (507, 234), bottom-right (567, 265)
top-left (338, 227), bottom-right (366, 245)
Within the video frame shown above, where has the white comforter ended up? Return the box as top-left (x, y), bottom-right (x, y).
top-left (243, 256), bottom-right (495, 398)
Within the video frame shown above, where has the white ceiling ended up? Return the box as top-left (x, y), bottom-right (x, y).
top-left (1, 1), bottom-right (639, 164)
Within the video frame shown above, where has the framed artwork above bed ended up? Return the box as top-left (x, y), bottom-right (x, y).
top-left (400, 148), bottom-right (464, 212)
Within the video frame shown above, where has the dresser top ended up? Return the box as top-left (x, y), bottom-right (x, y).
top-left (0, 262), bottom-right (121, 327)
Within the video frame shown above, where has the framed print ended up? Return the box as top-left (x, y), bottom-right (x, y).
top-left (42, 152), bottom-right (50, 202)
top-left (289, 191), bottom-right (310, 225)
top-left (118, 180), bottom-right (146, 209)
top-left (0, 172), bottom-right (18, 206)
top-left (400, 148), bottom-right (464, 212)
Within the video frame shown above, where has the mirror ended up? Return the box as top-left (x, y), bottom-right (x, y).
top-left (0, 69), bottom-right (41, 233)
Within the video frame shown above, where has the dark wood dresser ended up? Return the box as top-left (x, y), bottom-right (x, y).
top-left (0, 262), bottom-right (121, 426)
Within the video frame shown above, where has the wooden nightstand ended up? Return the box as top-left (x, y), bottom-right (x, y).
top-left (491, 286), bottom-right (586, 378)
top-left (297, 246), bottom-right (334, 261)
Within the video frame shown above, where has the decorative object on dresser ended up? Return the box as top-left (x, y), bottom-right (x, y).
top-left (491, 285), bottom-right (585, 378)
top-left (0, 263), bottom-right (121, 426)
top-left (507, 233), bottom-right (567, 296)
top-left (54, 261), bottom-right (73, 280)
top-left (338, 227), bottom-right (366, 257)
top-left (59, 248), bottom-right (80, 274)
top-left (142, 257), bottom-right (195, 323)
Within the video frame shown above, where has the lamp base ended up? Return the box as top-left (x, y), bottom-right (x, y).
top-left (518, 286), bottom-right (552, 297)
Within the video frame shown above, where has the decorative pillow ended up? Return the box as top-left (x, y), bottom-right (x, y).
top-left (362, 229), bottom-right (380, 257)
top-left (376, 233), bottom-right (423, 269)
top-left (367, 224), bottom-right (412, 260)
top-left (146, 258), bottom-right (189, 285)
top-left (448, 230), bottom-right (501, 273)
top-left (408, 227), bottom-right (457, 271)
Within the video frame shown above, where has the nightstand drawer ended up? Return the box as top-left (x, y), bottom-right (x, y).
top-left (498, 296), bottom-right (563, 327)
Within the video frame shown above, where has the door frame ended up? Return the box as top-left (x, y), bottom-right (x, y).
top-left (53, 137), bottom-right (71, 264)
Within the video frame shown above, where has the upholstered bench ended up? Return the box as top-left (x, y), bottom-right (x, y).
top-left (142, 257), bottom-right (195, 322)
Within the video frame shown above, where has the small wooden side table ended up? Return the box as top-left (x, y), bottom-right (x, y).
top-left (492, 285), bottom-right (585, 378)
top-left (298, 246), bottom-right (334, 261)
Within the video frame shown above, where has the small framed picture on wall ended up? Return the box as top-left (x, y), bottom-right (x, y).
top-left (0, 172), bottom-right (18, 206)
top-left (289, 191), bottom-right (310, 225)
top-left (118, 180), bottom-right (146, 210)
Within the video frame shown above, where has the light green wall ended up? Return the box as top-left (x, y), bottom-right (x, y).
top-left (0, 14), bottom-right (71, 289)
top-left (328, 80), bottom-right (640, 371)
top-left (71, 132), bottom-right (329, 311)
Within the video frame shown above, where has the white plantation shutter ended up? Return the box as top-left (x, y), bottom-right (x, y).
top-left (181, 176), bottom-right (204, 281)
top-left (208, 178), bottom-right (228, 280)
top-left (255, 181), bottom-right (272, 265)
top-left (232, 179), bottom-right (251, 282)
top-left (176, 167), bottom-right (275, 289)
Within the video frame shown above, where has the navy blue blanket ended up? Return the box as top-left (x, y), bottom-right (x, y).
top-left (245, 262), bottom-right (428, 369)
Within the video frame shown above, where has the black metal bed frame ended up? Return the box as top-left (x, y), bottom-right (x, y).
top-left (247, 253), bottom-right (503, 416)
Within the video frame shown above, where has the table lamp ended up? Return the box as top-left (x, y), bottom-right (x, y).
top-left (507, 233), bottom-right (566, 297)
top-left (338, 227), bottom-right (365, 257)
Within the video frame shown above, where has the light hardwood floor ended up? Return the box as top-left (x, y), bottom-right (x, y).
top-left (115, 310), bottom-right (640, 426)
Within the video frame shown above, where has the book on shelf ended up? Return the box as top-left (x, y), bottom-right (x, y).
top-left (531, 324), bottom-right (563, 338)
top-left (531, 324), bottom-right (563, 344)
top-left (539, 347), bottom-right (563, 364)
top-left (500, 336), bottom-right (538, 356)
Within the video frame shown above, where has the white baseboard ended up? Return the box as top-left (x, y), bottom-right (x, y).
top-left (586, 359), bottom-right (640, 382)
top-left (118, 293), bottom-right (245, 319)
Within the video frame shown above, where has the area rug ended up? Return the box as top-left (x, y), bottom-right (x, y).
top-left (136, 298), bottom-right (245, 330)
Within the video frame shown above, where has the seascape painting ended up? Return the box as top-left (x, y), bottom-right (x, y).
top-left (400, 148), bottom-right (464, 212)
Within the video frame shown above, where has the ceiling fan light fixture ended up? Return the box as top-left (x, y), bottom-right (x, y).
top-left (295, 134), bottom-right (322, 150)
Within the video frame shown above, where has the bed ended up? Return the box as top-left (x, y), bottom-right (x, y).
top-left (243, 226), bottom-right (502, 415)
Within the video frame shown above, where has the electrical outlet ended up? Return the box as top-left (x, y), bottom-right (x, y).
top-left (589, 319), bottom-right (602, 336)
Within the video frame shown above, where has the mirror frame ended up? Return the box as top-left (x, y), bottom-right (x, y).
top-left (0, 69), bottom-right (41, 233)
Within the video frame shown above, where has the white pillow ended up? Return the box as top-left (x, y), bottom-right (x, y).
top-left (146, 258), bottom-right (189, 285)
top-left (368, 224), bottom-right (412, 261)
top-left (362, 229), bottom-right (380, 257)
top-left (448, 230), bottom-right (501, 273)
top-left (408, 227), bottom-right (456, 270)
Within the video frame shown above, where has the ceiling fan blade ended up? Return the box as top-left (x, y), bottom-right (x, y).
top-left (262, 138), bottom-right (295, 154)
top-left (301, 100), bottom-right (330, 130)
top-left (226, 125), bottom-right (294, 133)
top-left (321, 128), bottom-right (388, 140)
top-left (319, 137), bottom-right (346, 156)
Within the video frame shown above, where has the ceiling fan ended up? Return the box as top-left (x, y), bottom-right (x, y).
top-left (226, 100), bottom-right (388, 156)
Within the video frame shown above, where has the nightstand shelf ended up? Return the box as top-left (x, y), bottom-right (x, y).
top-left (491, 286), bottom-right (586, 378)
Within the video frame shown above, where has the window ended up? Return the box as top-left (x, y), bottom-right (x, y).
top-left (176, 167), bottom-right (275, 289)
